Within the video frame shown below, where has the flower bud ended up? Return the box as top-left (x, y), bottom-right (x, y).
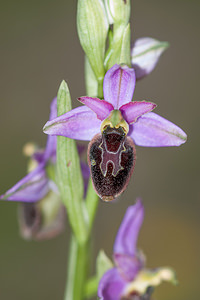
top-left (105, 23), bottom-right (131, 69)
top-left (131, 37), bottom-right (169, 80)
top-left (77, 0), bottom-right (109, 82)
top-left (105, 0), bottom-right (131, 26)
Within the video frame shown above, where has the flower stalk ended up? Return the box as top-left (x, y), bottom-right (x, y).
top-left (64, 235), bottom-right (89, 300)
top-left (85, 178), bottom-right (99, 232)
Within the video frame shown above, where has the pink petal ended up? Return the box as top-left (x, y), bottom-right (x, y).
top-left (130, 112), bottom-right (187, 147)
top-left (43, 106), bottom-right (101, 141)
top-left (0, 164), bottom-right (49, 202)
top-left (113, 253), bottom-right (143, 282)
top-left (120, 101), bottom-right (157, 124)
top-left (78, 96), bottom-right (114, 120)
top-left (44, 97), bottom-right (57, 160)
top-left (49, 97), bottom-right (57, 120)
top-left (103, 64), bottom-right (136, 109)
top-left (114, 199), bottom-right (144, 257)
top-left (98, 268), bottom-right (126, 300)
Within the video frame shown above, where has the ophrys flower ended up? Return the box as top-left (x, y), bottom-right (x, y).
top-left (98, 200), bottom-right (177, 300)
top-left (43, 64), bottom-right (187, 201)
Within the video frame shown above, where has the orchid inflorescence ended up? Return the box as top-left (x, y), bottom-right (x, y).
top-left (1, 0), bottom-right (186, 300)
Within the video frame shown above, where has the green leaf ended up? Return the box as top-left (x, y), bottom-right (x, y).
top-left (56, 80), bottom-right (88, 244)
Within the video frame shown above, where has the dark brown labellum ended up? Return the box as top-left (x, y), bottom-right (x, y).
top-left (88, 126), bottom-right (136, 201)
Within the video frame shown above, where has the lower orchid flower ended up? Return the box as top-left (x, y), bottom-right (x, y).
top-left (0, 98), bottom-right (57, 203)
top-left (98, 200), bottom-right (177, 300)
top-left (43, 64), bottom-right (187, 201)
top-left (0, 98), bottom-right (90, 240)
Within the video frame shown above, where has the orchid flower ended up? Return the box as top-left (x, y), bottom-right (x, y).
top-left (98, 200), bottom-right (177, 300)
top-left (44, 64), bottom-right (186, 146)
top-left (0, 98), bottom-right (57, 203)
top-left (43, 64), bottom-right (187, 201)
top-left (0, 98), bottom-right (90, 240)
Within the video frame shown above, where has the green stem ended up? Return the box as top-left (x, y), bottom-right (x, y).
top-left (64, 29), bottom-right (104, 299)
top-left (86, 178), bottom-right (99, 232)
top-left (97, 77), bottom-right (104, 98)
top-left (64, 235), bottom-right (89, 300)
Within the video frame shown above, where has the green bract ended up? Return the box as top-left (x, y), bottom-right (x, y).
top-left (77, 0), bottom-right (109, 87)
top-left (57, 80), bottom-right (88, 244)
top-left (105, 23), bottom-right (131, 69)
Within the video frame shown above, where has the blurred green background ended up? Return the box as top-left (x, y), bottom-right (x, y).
top-left (0, 0), bottom-right (199, 299)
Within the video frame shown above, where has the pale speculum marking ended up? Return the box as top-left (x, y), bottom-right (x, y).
top-left (99, 126), bottom-right (126, 177)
